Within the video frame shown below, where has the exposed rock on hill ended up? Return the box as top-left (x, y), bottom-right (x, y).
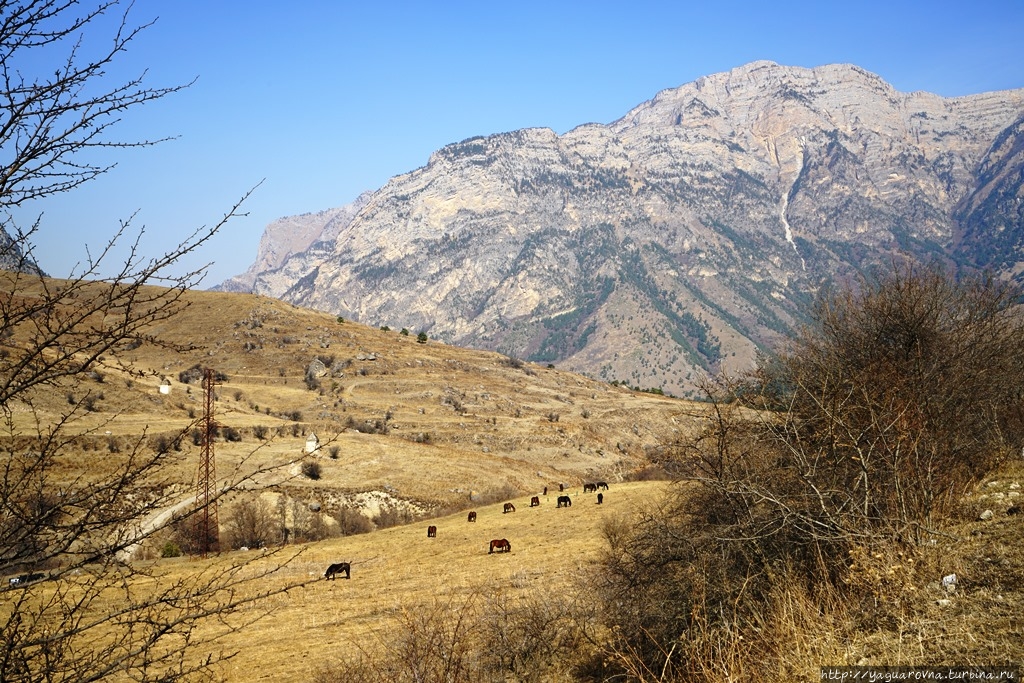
top-left (224, 61), bottom-right (1024, 396)
top-left (0, 226), bottom-right (45, 276)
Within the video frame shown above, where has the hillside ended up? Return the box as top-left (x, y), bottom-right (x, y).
top-left (109, 462), bottom-right (1024, 682)
top-left (10, 280), bottom-right (693, 519)
top-left (222, 61), bottom-right (1024, 397)
top-left (6, 275), bottom-right (1023, 682)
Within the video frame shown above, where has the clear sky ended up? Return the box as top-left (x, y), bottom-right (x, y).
top-left (13, 0), bottom-right (1024, 286)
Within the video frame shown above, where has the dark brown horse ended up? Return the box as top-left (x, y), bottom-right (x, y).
top-left (503, 502), bottom-right (516, 513)
top-left (324, 562), bottom-right (350, 580)
top-left (530, 496), bottom-right (540, 507)
top-left (489, 538), bottom-right (512, 554)
top-left (597, 481), bottom-right (609, 490)
top-left (583, 483), bottom-right (597, 493)
top-left (467, 511), bottom-right (477, 522)
top-left (427, 525), bottom-right (437, 538)
top-left (557, 495), bottom-right (572, 508)
top-left (597, 492), bottom-right (604, 505)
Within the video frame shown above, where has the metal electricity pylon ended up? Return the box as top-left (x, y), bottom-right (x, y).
top-left (195, 367), bottom-right (221, 557)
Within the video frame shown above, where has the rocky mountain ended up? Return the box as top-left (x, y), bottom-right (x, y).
top-left (224, 61), bottom-right (1024, 396)
top-left (0, 225), bottom-right (45, 276)
top-left (216, 192), bottom-right (371, 293)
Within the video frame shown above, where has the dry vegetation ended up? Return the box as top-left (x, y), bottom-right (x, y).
top-left (13, 283), bottom-right (692, 513)
top-left (4, 263), bottom-right (1024, 682)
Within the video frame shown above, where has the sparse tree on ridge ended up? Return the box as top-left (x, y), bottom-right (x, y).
top-left (0, 2), bottom-right (308, 681)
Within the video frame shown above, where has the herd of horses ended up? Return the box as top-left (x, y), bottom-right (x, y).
top-left (325, 482), bottom-right (610, 580)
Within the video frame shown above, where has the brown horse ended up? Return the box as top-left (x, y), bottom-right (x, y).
top-left (597, 481), bottom-right (609, 490)
top-left (467, 511), bottom-right (477, 522)
top-left (597, 492), bottom-right (604, 505)
top-left (530, 496), bottom-right (540, 507)
top-left (557, 495), bottom-right (572, 508)
top-left (489, 538), bottom-right (511, 554)
top-left (583, 483), bottom-right (597, 493)
top-left (324, 562), bottom-right (351, 580)
top-left (503, 502), bottom-right (516, 513)
top-left (427, 525), bottom-right (437, 538)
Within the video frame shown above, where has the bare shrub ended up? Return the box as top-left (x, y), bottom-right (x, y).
top-left (593, 262), bottom-right (1024, 681)
top-left (472, 483), bottom-right (520, 506)
top-left (333, 507), bottom-right (373, 536)
top-left (221, 497), bottom-right (279, 550)
top-left (476, 585), bottom-right (595, 681)
top-left (315, 594), bottom-right (478, 683)
top-left (301, 461), bottom-right (322, 480)
top-left (373, 505), bottom-right (414, 529)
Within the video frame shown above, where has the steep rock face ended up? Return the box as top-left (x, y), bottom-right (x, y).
top-left (215, 192), bottom-right (371, 292)
top-left (231, 62), bottom-right (1024, 396)
top-left (0, 226), bottom-right (45, 276)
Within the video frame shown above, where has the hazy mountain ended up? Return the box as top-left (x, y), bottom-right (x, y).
top-left (223, 61), bottom-right (1024, 396)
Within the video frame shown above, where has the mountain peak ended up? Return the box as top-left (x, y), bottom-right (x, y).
top-left (225, 63), bottom-right (1024, 396)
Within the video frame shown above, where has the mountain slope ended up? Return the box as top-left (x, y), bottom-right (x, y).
top-left (227, 62), bottom-right (1024, 396)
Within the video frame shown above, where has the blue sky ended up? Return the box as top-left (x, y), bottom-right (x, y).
top-left (14, 0), bottom-right (1024, 286)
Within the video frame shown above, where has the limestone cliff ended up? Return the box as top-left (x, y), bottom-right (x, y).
top-left (224, 62), bottom-right (1024, 396)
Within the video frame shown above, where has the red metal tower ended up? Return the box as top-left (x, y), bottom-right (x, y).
top-left (195, 367), bottom-right (221, 557)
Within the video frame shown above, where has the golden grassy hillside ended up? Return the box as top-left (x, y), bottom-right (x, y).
top-left (167, 480), bottom-right (667, 681)
top-left (10, 280), bottom-right (697, 525)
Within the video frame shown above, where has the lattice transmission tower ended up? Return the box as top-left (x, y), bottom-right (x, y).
top-left (195, 367), bottom-right (221, 557)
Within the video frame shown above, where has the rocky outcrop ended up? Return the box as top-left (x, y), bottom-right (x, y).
top-left (214, 192), bottom-right (371, 292)
top-left (224, 62), bottom-right (1024, 396)
top-left (0, 225), bottom-right (45, 276)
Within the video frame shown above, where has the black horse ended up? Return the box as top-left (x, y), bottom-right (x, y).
top-left (324, 562), bottom-right (351, 580)
top-left (557, 495), bottom-right (572, 508)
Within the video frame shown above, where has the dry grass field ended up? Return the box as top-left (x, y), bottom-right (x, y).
top-left (12, 285), bottom-right (696, 510)
top-left (6, 280), bottom-right (1023, 682)
top-left (159, 480), bottom-right (667, 681)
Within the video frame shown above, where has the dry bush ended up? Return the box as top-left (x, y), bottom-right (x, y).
top-left (471, 483), bottom-right (521, 506)
top-left (315, 595), bottom-right (479, 683)
top-left (592, 262), bottom-right (1024, 681)
top-left (222, 497), bottom-right (280, 549)
top-left (333, 507), bottom-right (373, 536)
top-left (373, 505), bottom-right (415, 530)
top-left (314, 585), bottom-right (595, 683)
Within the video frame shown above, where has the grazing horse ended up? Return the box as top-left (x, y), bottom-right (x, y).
top-left (324, 562), bottom-right (351, 580)
top-left (557, 495), bottom-right (572, 508)
top-left (530, 496), bottom-right (540, 507)
top-left (543, 486), bottom-right (548, 496)
top-left (427, 525), bottom-right (437, 538)
top-left (559, 483), bottom-right (564, 492)
top-left (467, 511), bottom-right (477, 522)
top-left (597, 492), bottom-right (604, 505)
top-left (489, 538), bottom-right (512, 554)
top-left (583, 483), bottom-right (597, 493)
top-left (597, 481), bottom-right (609, 490)
top-left (503, 502), bottom-right (516, 513)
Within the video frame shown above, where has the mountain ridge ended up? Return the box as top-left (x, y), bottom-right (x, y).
top-left (222, 62), bottom-right (1024, 396)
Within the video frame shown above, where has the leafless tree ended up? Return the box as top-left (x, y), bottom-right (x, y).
top-left (0, 3), bottom-right (310, 681)
top-left (0, 0), bottom-right (190, 210)
top-left (221, 496), bottom-right (280, 550)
